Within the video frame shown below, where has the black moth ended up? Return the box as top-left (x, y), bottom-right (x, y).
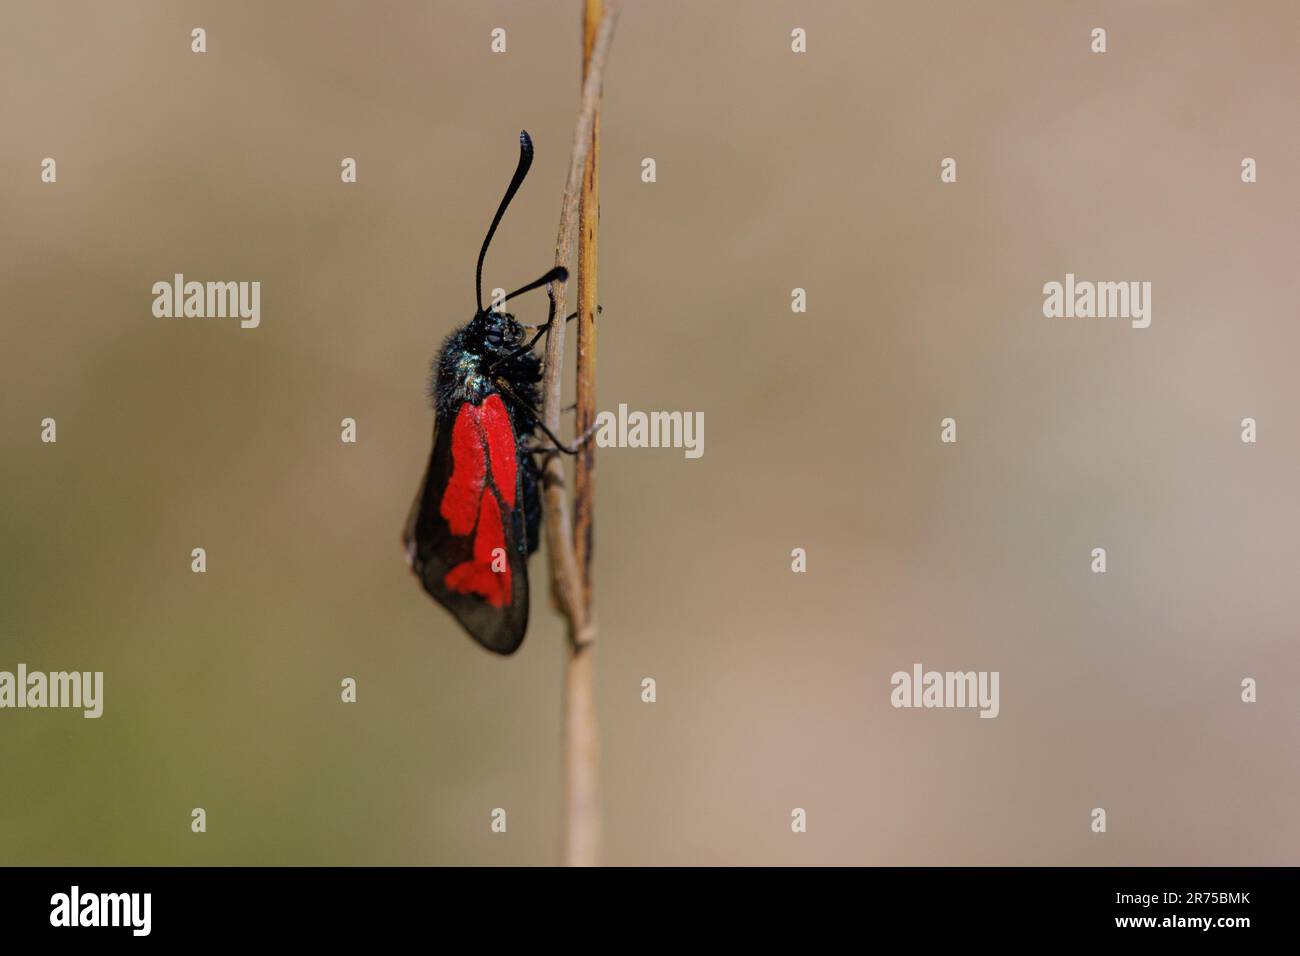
top-left (403, 130), bottom-right (571, 654)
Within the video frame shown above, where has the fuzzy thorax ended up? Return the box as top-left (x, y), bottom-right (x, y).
top-left (431, 310), bottom-right (542, 420)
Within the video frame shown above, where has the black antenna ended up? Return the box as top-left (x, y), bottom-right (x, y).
top-left (496, 266), bottom-right (568, 309)
top-left (476, 130), bottom-right (535, 314)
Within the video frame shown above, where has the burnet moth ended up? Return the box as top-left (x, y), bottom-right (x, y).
top-left (403, 130), bottom-right (575, 654)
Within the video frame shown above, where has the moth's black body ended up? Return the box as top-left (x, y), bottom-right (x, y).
top-left (403, 131), bottom-right (561, 655)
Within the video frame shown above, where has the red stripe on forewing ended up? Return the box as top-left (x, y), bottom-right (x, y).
top-left (440, 403), bottom-right (486, 536)
top-left (479, 394), bottom-right (517, 507)
top-left (437, 394), bottom-right (518, 608)
top-left (443, 491), bottom-right (512, 607)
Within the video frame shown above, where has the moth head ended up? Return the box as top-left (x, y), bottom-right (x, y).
top-left (474, 308), bottom-right (525, 351)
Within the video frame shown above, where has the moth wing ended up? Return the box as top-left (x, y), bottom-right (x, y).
top-left (403, 395), bottom-right (530, 654)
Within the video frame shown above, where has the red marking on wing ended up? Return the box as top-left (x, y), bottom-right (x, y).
top-left (440, 403), bottom-right (486, 535)
top-left (438, 394), bottom-right (518, 607)
top-left (479, 394), bottom-right (517, 507)
top-left (443, 490), bottom-right (512, 607)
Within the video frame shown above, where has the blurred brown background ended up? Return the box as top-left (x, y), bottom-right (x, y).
top-left (1, 0), bottom-right (1297, 865)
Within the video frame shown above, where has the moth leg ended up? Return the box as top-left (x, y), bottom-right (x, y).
top-left (522, 421), bottom-right (598, 457)
top-left (520, 310), bottom-right (577, 333)
top-left (520, 304), bottom-right (600, 332)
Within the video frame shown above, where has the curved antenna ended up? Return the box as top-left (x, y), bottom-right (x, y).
top-left (476, 130), bottom-right (535, 314)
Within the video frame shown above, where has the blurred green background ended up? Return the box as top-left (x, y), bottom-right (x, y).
top-left (1, 0), bottom-right (1297, 865)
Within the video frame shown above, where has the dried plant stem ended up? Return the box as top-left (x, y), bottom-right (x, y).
top-left (574, 2), bottom-right (600, 617)
top-left (543, 0), bottom-right (621, 867)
